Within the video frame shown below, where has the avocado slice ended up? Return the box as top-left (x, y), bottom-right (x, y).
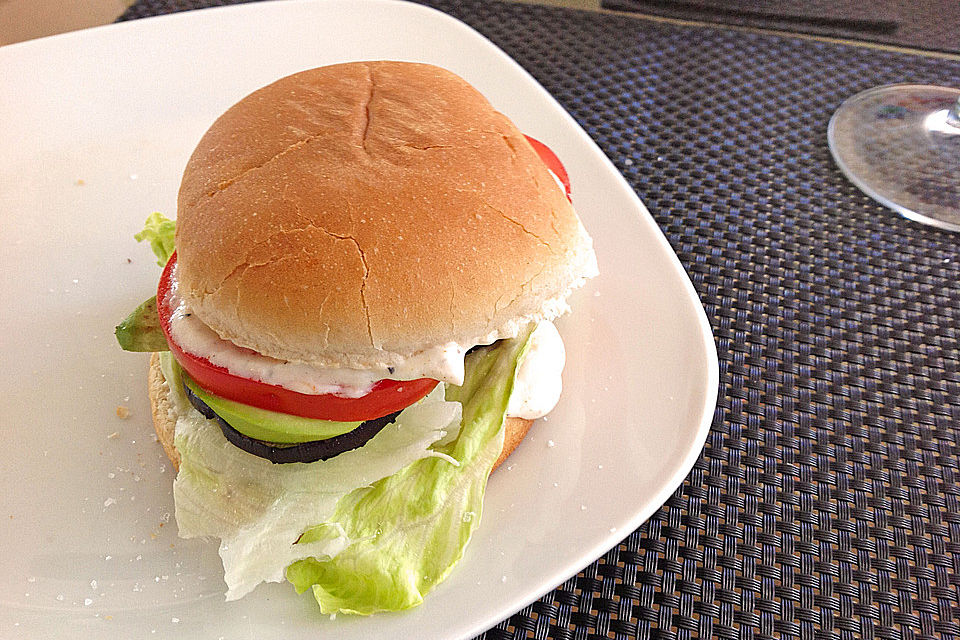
top-left (181, 373), bottom-right (362, 444)
top-left (115, 295), bottom-right (169, 352)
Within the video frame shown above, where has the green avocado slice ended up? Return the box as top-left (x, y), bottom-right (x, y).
top-left (115, 296), bottom-right (169, 352)
top-left (181, 374), bottom-right (362, 444)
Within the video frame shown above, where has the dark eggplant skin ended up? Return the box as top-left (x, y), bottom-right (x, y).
top-left (183, 382), bottom-right (401, 464)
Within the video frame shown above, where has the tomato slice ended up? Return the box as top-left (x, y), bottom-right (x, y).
top-left (524, 135), bottom-right (572, 201)
top-left (156, 253), bottom-right (438, 422)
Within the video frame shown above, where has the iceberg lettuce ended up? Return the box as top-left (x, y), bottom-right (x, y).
top-left (286, 329), bottom-right (531, 614)
top-left (160, 352), bottom-right (463, 601)
top-left (135, 212), bottom-right (176, 266)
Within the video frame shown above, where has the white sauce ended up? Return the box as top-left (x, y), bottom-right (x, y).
top-left (507, 320), bottom-right (565, 419)
top-left (166, 263), bottom-right (565, 416)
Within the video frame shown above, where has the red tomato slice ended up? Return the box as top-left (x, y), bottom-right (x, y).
top-left (156, 253), bottom-right (438, 422)
top-left (524, 135), bottom-right (572, 201)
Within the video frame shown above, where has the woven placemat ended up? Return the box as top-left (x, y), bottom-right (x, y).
top-left (120, 1), bottom-right (960, 638)
top-left (601, 0), bottom-right (960, 55)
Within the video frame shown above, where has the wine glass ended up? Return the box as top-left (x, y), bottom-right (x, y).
top-left (828, 84), bottom-right (960, 231)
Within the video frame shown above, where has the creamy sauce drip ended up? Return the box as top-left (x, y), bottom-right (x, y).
top-left (507, 321), bottom-right (565, 419)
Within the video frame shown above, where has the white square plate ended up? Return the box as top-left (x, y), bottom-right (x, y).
top-left (0, 1), bottom-right (718, 638)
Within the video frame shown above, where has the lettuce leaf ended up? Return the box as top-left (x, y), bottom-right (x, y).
top-left (286, 327), bottom-right (532, 614)
top-left (159, 352), bottom-right (463, 601)
top-left (135, 212), bottom-right (176, 266)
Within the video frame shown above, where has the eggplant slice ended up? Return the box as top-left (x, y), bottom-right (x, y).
top-left (183, 382), bottom-right (401, 464)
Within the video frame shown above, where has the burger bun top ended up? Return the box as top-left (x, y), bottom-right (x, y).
top-left (175, 61), bottom-right (597, 369)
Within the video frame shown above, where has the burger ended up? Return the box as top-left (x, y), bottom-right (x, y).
top-left (116, 61), bottom-right (597, 615)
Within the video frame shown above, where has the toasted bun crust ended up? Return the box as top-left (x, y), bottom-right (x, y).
top-left (148, 354), bottom-right (530, 473)
top-left (175, 61), bottom-right (596, 368)
top-left (148, 353), bottom-right (180, 470)
top-left (495, 417), bottom-right (534, 472)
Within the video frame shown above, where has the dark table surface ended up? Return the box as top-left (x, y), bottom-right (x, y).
top-left (121, 1), bottom-right (960, 638)
top-left (601, 0), bottom-right (960, 54)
